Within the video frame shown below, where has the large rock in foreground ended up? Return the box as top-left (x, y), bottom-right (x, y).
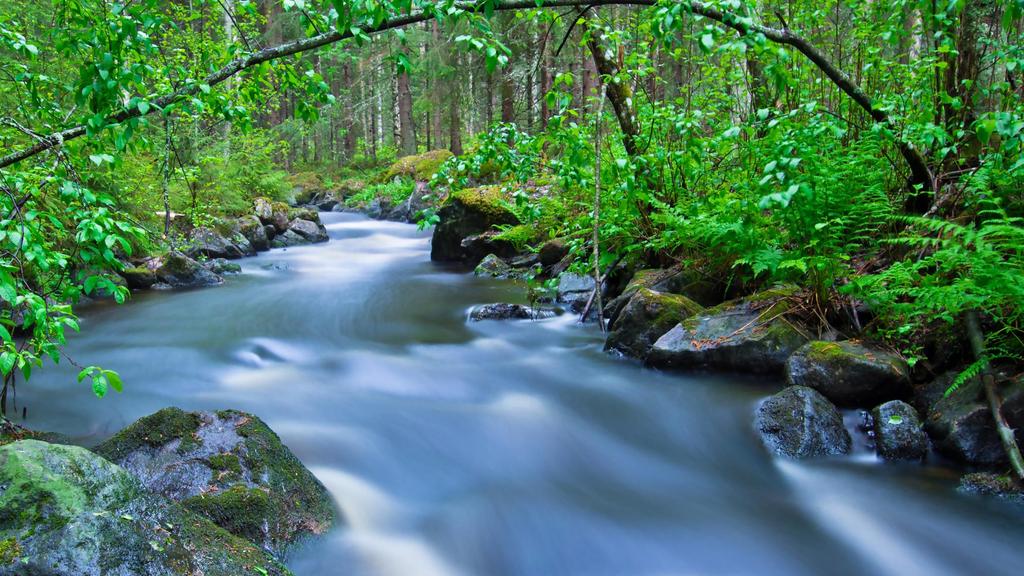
top-left (785, 341), bottom-right (911, 407)
top-left (431, 187), bottom-right (519, 265)
top-left (605, 288), bottom-right (703, 360)
top-left (646, 287), bottom-right (808, 374)
top-left (94, 408), bottom-right (336, 557)
top-left (755, 386), bottom-right (852, 458)
top-left (0, 440), bottom-right (290, 576)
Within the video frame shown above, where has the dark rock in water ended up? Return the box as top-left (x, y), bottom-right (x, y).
top-left (0, 440), bottom-right (291, 576)
top-left (205, 258), bottom-right (242, 275)
top-left (785, 341), bottom-right (911, 407)
top-left (237, 215), bottom-right (270, 252)
top-left (556, 273), bottom-right (596, 313)
top-left (120, 266), bottom-right (157, 289)
top-left (459, 230), bottom-right (518, 267)
top-left (646, 287), bottom-right (807, 374)
top-left (871, 400), bottom-right (928, 461)
top-left (385, 183), bottom-right (431, 223)
top-left (474, 254), bottom-right (526, 280)
top-left (431, 187), bottom-right (519, 265)
top-left (186, 226), bottom-right (252, 260)
top-left (317, 199), bottom-right (339, 211)
top-left (925, 376), bottom-right (1024, 466)
top-left (510, 252), bottom-right (540, 269)
top-left (271, 229), bottom-right (307, 248)
top-left (364, 197), bottom-right (392, 220)
top-left (469, 303), bottom-right (556, 321)
top-left (755, 386), bottom-right (852, 458)
top-left (959, 472), bottom-right (1024, 502)
top-left (263, 224), bottom-right (277, 242)
top-left (93, 407), bottom-right (336, 557)
top-left (539, 238), bottom-right (569, 267)
top-left (288, 218), bottom-right (329, 243)
top-left (605, 289), bottom-right (704, 360)
top-left (143, 251), bottom-right (223, 289)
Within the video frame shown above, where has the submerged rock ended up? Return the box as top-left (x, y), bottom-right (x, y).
top-left (605, 289), bottom-right (703, 360)
top-left (469, 303), bottom-right (556, 321)
top-left (871, 400), bottom-right (928, 461)
top-left (785, 341), bottom-right (911, 407)
top-left (205, 258), bottom-right (242, 275)
top-left (142, 251), bottom-right (223, 289)
top-left (646, 287), bottom-right (807, 374)
top-left (431, 186), bottom-right (519, 265)
top-left (959, 472), bottom-right (1024, 502)
top-left (0, 440), bottom-right (291, 576)
top-left (755, 386), bottom-right (852, 458)
top-left (93, 408), bottom-right (336, 556)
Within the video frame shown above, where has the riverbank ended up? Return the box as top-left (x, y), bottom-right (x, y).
top-left (7, 212), bottom-right (1024, 575)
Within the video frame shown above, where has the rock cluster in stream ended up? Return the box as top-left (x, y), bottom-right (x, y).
top-left (119, 198), bottom-right (328, 291)
top-left (0, 407), bottom-right (333, 575)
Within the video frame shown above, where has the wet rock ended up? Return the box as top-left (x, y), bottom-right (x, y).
top-left (0, 440), bottom-right (291, 576)
top-left (474, 254), bottom-right (524, 280)
top-left (143, 251), bottom-right (223, 289)
top-left (93, 408), bottom-right (336, 557)
top-left (288, 218), bottom-right (328, 243)
top-left (364, 197), bottom-right (392, 220)
top-left (317, 199), bottom-right (339, 211)
top-left (205, 258), bottom-right (242, 275)
top-left (431, 186), bottom-right (519, 265)
top-left (237, 215), bottom-right (270, 252)
top-left (871, 400), bottom-right (928, 461)
top-left (254, 197), bottom-right (274, 223)
top-left (556, 273), bottom-right (596, 313)
top-left (924, 377), bottom-right (1024, 466)
top-left (785, 341), bottom-right (911, 407)
top-left (959, 472), bottom-right (1024, 501)
top-left (185, 226), bottom-right (252, 260)
top-left (469, 303), bottom-right (556, 321)
top-left (755, 386), bottom-right (852, 458)
top-left (271, 230), bottom-right (307, 248)
top-left (646, 287), bottom-right (807, 374)
top-left (119, 266), bottom-right (157, 290)
top-left (605, 289), bottom-right (704, 360)
top-left (510, 252), bottom-right (540, 269)
top-left (263, 224), bottom-right (277, 242)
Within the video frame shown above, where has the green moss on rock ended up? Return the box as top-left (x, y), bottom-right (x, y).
top-left (0, 538), bottom-right (19, 565)
top-left (184, 485), bottom-right (272, 545)
top-left (381, 150), bottom-right (453, 182)
top-left (94, 407), bottom-right (203, 462)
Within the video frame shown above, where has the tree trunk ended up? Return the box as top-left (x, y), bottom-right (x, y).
top-left (397, 67), bottom-right (416, 155)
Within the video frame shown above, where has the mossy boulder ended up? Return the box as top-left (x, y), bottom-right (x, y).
top-left (237, 215), bottom-right (270, 252)
top-left (380, 150), bottom-right (453, 182)
top-left (646, 286), bottom-right (808, 374)
top-left (959, 472), bottom-right (1024, 502)
top-left (431, 186), bottom-right (519, 265)
top-left (785, 341), bottom-right (911, 407)
top-left (142, 251), bottom-right (223, 289)
top-left (605, 289), bottom-right (704, 360)
top-left (755, 386), bottom-right (852, 459)
top-left (474, 254), bottom-right (522, 280)
top-left (924, 376), bottom-right (1024, 466)
top-left (253, 198), bottom-right (291, 233)
top-left (604, 267), bottom-right (722, 326)
top-left (469, 303), bottom-right (557, 321)
top-left (871, 400), bottom-right (928, 461)
top-left (93, 408), bottom-right (337, 556)
top-left (0, 440), bottom-right (291, 576)
top-left (120, 266), bottom-right (157, 290)
top-left (287, 171), bottom-right (326, 204)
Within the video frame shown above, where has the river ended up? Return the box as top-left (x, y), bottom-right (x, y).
top-left (16, 212), bottom-right (1024, 575)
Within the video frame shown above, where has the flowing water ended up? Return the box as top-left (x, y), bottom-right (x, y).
top-left (16, 212), bottom-right (1024, 576)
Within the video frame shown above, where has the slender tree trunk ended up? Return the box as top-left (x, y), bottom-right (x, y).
top-left (397, 67), bottom-right (416, 155)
